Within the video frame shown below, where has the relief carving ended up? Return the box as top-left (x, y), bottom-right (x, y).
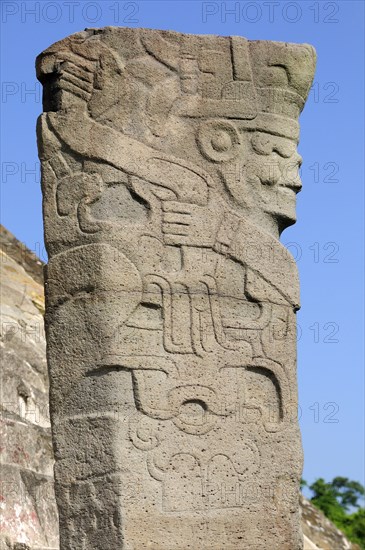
top-left (37, 27), bottom-right (316, 549)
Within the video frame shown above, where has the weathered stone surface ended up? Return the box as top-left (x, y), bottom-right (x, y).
top-left (301, 495), bottom-right (362, 550)
top-left (36, 27), bottom-right (316, 549)
top-left (0, 229), bottom-right (58, 550)
top-left (1, 229), bottom-right (360, 550)
top-left (0, 226), bottom-right (44, 286)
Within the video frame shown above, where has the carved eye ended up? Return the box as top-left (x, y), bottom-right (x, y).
top-left (211, 130), bottom-right (232, 153)
top-left (273, 139), bottom-right (297, 159)
top-left (197, 120), bottom-right (241, 162)
top-left (251, 133), bottom-right (273, 156)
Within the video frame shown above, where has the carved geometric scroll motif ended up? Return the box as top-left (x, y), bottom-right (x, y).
top-left (37, 28), bottom-right (316, 549)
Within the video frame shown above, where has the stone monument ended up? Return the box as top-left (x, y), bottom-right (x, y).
top-left (36, 27), bottom-right (316, 549)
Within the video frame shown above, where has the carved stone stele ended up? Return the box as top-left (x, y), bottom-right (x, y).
top-left (36, 27), bottom-right (316, 549)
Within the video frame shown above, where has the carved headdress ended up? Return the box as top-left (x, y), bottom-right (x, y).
top-left (37, 29), bottom-right (315, 142)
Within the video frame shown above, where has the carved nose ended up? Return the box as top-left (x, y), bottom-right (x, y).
top-left (279, 154), bottom-right (303, 191)
top-left (280, 179), bottom-right (302, 192)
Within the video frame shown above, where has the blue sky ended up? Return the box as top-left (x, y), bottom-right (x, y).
top-left (1, 0), bottom-right (364, 492)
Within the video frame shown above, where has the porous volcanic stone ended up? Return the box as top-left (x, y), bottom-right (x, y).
top-left (36, 27), bottom-right (316, 549)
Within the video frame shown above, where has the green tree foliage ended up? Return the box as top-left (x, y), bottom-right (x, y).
top-left (331, 477), bottom-right (365, 510)
top-left (308, 477), bottom-right (365, 549)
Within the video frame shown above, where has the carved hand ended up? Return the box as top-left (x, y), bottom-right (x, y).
top-left (161, 199), bottom-right (221, 248)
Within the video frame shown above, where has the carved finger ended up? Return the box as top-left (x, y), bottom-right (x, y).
top-left (162, 223), bottom-right (189, 236)
top-left (162, 201), bottom-right (194, 214)
top-left (162, 212), bottom-right (191, 225)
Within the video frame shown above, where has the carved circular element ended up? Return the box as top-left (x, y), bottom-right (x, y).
top-left (197, 120), bottom-right (241, 163)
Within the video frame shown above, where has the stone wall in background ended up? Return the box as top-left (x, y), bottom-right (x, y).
top-left (0, 225), bottom-right (58, 550)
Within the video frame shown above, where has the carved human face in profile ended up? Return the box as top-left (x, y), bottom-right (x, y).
top-left (218, 129), bottom-right (303, 233)
top-left (242, 131), bottom-right (303, 229)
